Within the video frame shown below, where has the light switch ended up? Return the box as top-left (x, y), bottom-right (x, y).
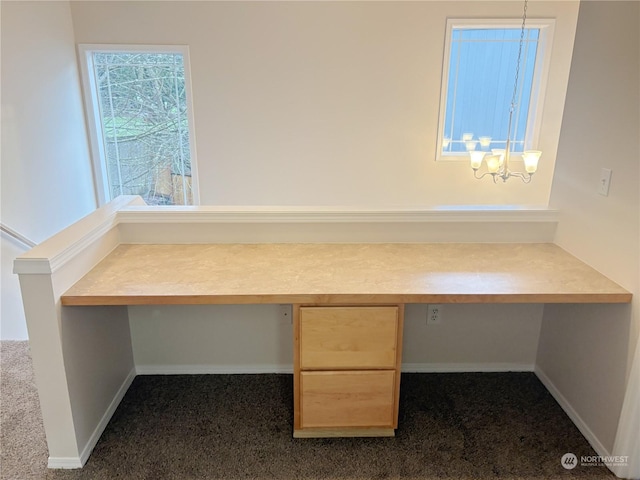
top-left (598, 168), bottom-right (612, 196)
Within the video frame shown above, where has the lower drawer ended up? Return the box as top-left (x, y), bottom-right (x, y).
top-left (299, 370), bottom-right (395, 429)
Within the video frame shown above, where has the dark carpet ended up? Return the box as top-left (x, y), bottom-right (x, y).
top-left (1, 341), bottom-right (614, 479)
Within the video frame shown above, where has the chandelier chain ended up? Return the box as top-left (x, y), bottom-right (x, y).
top-left (511, 0), bottom-right (528, 111)
top-left (467, 0), bottom-right (541, 183)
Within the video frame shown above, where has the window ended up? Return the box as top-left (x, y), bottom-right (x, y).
top-left (437, 19), bottom-right (554, 160)
top-left (79, 45), bottom-right (198, 205)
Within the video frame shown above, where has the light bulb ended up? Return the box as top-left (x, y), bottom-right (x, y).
top-left (469, 151), bottom-right (485, 170)
top-left (523, 150), bottom-right (542, 173)
top-left (486, 155), bottom-right (501, 173)
top-left (492, 149), bottom-right (506, 166)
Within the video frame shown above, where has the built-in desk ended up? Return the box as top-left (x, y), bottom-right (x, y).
top-left (59, 242), bottom-right (631, 438)
top-left (13, 198), bottom-right (633, 467)
top-left (61, 243), bottom-right (631, 305)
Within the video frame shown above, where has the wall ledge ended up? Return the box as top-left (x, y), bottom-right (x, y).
top-left (13, 196), bottom-right (143, 275)
top-left (14, 197), bottom-right (559, 275)
top-left (117, 205), bottom-right (559, 224)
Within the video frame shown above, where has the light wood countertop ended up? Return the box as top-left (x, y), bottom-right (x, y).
top-left (60, 243), bottom-right (632, 306)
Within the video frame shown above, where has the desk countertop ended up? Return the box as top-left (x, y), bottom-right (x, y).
top-left (60, 243), bottom-right (632, 305)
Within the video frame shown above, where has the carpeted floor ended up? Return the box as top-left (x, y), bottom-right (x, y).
top-left (1, 341), bottom-right (614, 479)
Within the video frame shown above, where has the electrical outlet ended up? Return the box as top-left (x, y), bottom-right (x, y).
top-left (427, 304), bottom-right (443, 325)
top-left (279, 304), bottom-right (292, 323)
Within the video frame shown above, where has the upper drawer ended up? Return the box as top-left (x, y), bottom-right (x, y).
top-left (299, 306), bottom-right (399, 369)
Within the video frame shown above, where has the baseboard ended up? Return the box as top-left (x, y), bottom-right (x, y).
top-left (135, 364), bottom-right (294, 375)
top-left (46, 367), bottom-right (136, 469)
top-left (77, 367), bottom-right (136, 467)
top-left (534, 366), bottom-right (610, 459)
top-left (402, 362), bottom-right (535, 373)
top-left (135, 363), bottom-right (534, 375)
top-left (47, 457), bottom-right (84, 469)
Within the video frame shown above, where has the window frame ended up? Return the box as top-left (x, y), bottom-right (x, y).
top-left (435, 18), bottom-right (555, 162)
top-left (78, 44), bottom-right (200, 205)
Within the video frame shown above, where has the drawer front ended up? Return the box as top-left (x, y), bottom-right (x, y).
top-left (300, 371), bottom-right (395, 428)
top-left (299, 306), bottom-right (398, 369)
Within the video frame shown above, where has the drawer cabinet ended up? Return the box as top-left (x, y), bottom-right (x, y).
top-left (299, 306), bottom-right (398, 370)
top-left (294, 305), bottom-right (404, 438)
top-left (300, 371), bottom-right (396, 428)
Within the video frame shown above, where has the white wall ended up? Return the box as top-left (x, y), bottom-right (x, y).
top-left (0, 0), bottom-right (97, 339)
top-left (537, 0), bottom-right (639, 460)
top-left (69, 0), bottom-right (579, 207)
top-left (132, 303), bottom-right (543, 373)
top-left (0, 235), bottom-right (29, 339)
top-left (66, 0), bottom-right (574, 373)
top-left (0, 0), bottom-right (578, 343)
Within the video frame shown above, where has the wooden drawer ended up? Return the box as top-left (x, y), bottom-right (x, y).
top-left (299, 306), bottom-right (399, 369)
top-left (299, 370), bottom-right (396, 428)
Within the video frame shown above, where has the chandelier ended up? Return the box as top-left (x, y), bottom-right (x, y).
top-left (467, 0), bottom-right (541, 183)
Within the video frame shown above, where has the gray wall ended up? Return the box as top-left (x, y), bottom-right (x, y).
top-left (539, 0), bottom-right (640, 455)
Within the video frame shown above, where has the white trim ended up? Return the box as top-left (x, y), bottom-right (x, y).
top-left (76, 367), bottom-right (137, 468)
top-left (13, 196), bottom-right (144, 275)
top-left (14, 196), bottom-right (559, 275)
top-left (180, 47), bottom-right (200, 205)
top-left (46, 367), bottom-right (136, 469)
top-left (77, 44), bottom-right (109, 206)
top-left (11, 258), bottom-right (53, 275)
top-left (0, 223), bottom-right (37, 248)
top-left (402, 362), bottom-right (534, 373)
top-left (534, 366), bottom-right (611, 459)
top-left (611, 339), bottom-right (640, 479)
top-left (47, 457), bottom-right (84, 469)
top-left (526, 20), bottom-right (555, 156)
top-left (117, 205), bottom-right (559, 225)
top-left (47, 222), bottom-right (117, 274)
top-left (135, 364), bottom-right (294, 375)
top-left (135, 363), bottom-right (535, 375)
